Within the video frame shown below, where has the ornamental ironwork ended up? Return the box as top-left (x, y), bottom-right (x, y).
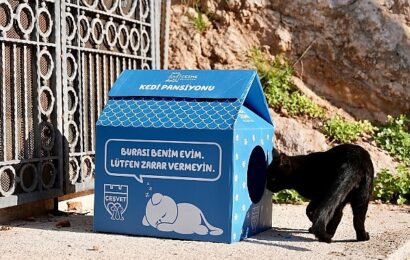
top-left (0, 0), bottom-right (161, 208)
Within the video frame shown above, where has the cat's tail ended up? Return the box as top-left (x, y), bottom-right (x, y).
top-left (350, 149), bottom-right (374, 210)
top-left (200, 211), bottom-right (223, 236)
top-left (349, 154), bottom-right (374, 241)
top-left (351, 162), bottom-right (373, 204)
top-left (363, 150), bottom-right (374, 196)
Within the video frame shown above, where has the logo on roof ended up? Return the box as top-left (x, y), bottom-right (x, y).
top-left (165, 73), bottom-right (198, 83)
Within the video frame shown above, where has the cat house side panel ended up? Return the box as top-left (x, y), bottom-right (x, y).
top-left (231, 107), bottom-right (274, 242)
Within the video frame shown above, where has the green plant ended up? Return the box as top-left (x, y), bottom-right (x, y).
top-left (285, 92), bottom-right (325, 118)
top-left (375, 115), bottom-right (410, 164)
top-left (250, 48), bottom-right (325, 119)
top-left (186, 1), bottom-right (210, 33)
top-left (373, 165), bottom-right (410, 205)
top-left (191, 11), bottom-right (208, 32)
top-left (323, 116), bottom-right (375, 143)
top-left (250, 48), bottom-right (294, 91)
top-left (272, 189), bottom-right (306, 204)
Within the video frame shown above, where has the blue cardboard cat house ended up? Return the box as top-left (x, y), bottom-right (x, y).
top-left (94, 70), bottom-right (275, 243)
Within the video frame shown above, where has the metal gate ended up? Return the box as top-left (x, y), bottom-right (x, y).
top-left (0, 0), bottom-right (162, 208)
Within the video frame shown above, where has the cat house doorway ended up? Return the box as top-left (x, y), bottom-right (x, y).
top-left (247, 146), bottom-right (267, 204)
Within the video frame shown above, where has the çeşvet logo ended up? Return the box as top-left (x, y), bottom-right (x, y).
top-left (104, 184), bottom-right (128, 221)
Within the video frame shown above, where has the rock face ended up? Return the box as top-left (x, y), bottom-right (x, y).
top-left (168, 0), bottom-right (410, 122)
top-left (271, 0), bottom-right (410, 122)
top-left (169, 4), bottom-right (254, 69)
top-left (270, 110), bottom-right (330, 156)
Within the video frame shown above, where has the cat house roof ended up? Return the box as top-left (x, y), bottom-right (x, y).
top-left (97, 70), bottom-right (272, 130)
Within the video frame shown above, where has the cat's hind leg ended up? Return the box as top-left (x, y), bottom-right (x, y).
top-left (306, 200), bottom-right (318, 222)
top-left (310, 197), bottom-right (333, 243)
top-left (311, 164), bottom-right (360, 243)
top-left (350, 176), bottom-right (372, 241)
top-left (194, 225), bottom-right (209, 235)
top-left (326, 204), bottom-right (344, 238)
top-left (306, 200), bottom-right (318, 233)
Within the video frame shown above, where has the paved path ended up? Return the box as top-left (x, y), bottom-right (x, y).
top-left (0, 195), bottom-right (409, 259)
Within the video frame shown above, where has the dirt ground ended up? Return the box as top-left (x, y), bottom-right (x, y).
top-left (0, 194), bottom-right (409, 260)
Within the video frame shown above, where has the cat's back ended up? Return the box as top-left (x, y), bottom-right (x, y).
top-left (321, 144), bottom-right (373, 177)
top-left (296, 144), bottom-right (372, 174)
top-left (329, 144), bottom-right (371, 161)
top-left (289, 144), bottom-right (373, 199)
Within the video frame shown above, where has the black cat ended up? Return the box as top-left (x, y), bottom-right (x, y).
top-left (266, 144), bottom-right (374, 243)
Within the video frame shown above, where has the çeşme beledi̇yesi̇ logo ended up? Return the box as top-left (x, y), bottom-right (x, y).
top-left (104, 184), bottom-right (128, 221)
top-left (165, 72), bottom-right (198, 83)
top-left (138, 72), bottom-right (215, 92)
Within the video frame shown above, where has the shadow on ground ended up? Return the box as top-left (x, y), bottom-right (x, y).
top-left (243, 227), bottom-right (315, 251)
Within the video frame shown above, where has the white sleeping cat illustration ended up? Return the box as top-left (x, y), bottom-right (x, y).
top-left (142, 193), bottom-right (223, 236)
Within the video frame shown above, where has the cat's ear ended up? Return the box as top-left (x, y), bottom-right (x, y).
top-left (151, 193), bottom-right (163, 205)
top-left (279, 153), bottom-right (291, 168)
top-left (272, 149), bottom-right (280, 159)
